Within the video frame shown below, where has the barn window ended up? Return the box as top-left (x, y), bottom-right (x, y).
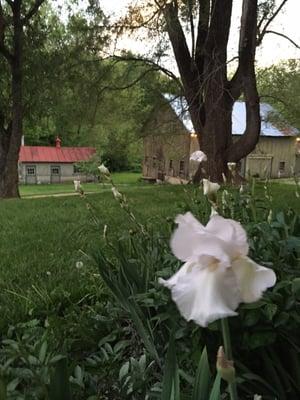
top-left (179, 160), bottom-right (185, 173)
top-left (26, 166), bottom-right (36, 176)
top-left (279, 161), bottom-right (285, 172)
top-left (169, 160), bottom-right (173, 169)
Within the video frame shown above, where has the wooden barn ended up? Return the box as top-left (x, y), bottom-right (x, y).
top-left (142, 95), bottom-right (300, 180)
top-left (19, 137), bottom-right (96, 184)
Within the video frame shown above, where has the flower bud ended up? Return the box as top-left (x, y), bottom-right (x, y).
top-left (74, 180), bottom-right (83, 194)
top-left (98, 163), bottom-right (110, 175)
top-left (203, 179), bottom-right (220, 196)
top-left (227, 162), bottom-right (236, 172)
top-left (112, 186), bottom-right (122, 200)
top-left (216, 346), bottom-right (235, 383)
top-left (267, 210), bottom-right (273, 224)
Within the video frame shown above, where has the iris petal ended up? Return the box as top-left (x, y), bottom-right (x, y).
top-left (161, 262), bottom-right (241, 327)
top-left (232, 256), bottom-right (276, 303)
top-left (206, 215), bottom-right (249, 256)
top-left (170, 212), bottom-right (205, 262)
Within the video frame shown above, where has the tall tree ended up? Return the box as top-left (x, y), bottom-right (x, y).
top-left (119, 0), bottom-right (293, 181)
top-left (257, 59), bottom-right (300, 130)
top-left (0, 0), bottom-right (46, 198)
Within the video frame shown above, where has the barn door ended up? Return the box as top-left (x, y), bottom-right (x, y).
top-left (246, 156), bottom-right (272, 178)
top-left (50, 165), bottom-right (61, 183)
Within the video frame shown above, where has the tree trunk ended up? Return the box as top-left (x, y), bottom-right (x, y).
top-left (164, 0), bottom-right (260, 184)
top-left (0, 2), bottom-right (23, 199)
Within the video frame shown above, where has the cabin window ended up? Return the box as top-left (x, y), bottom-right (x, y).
top-left (279, 161), bottom-right (285, 172)
top-left (169, 160), bottom-right (173, 169)
top-left (51, 166), bottom-right (60, 175)
top-left (179, 160), bottom-right (185, 173)
top-left (26, 166), bottom-right (36, 176)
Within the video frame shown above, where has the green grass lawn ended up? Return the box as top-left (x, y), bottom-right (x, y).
top-left (0, 181), bottom-right (299, 331)
top-left (19, 172), bottom-right (142, 197)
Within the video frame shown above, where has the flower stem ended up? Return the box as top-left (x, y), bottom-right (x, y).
top-left (221, 318), bottom-right (238, 400)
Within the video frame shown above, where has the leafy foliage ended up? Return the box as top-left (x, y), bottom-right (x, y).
top-left (257, 59), bottom-right (300, 130)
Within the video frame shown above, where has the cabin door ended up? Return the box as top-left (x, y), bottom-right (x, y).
top-left (50, 165), bottom-right (61, 183)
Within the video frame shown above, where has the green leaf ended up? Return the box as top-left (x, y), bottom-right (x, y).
top-left (39, 341), bottom-right (48, 364)
top-left (161, 334), bottom-right (180, 400)
top-left (119, 362), bottom-right (130, 381)
top-left (292, 278), bottom-right (300, 298)
top-left (49, 357), bottom-right (72, 400)
top-left (7, 378), bottom-right (20, 392)
top-left (263, 304), bottom-right (278, 320)
top-left (0, 379), bottom-right (6, 400)
top-left (192, 347), bottom-right (211, 400)
top-left (208, 373), bottom-right (221, 400)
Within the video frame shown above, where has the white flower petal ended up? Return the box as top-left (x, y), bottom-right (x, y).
top-left (170, 212), bottom-right (204, 262)
top-left (206, 215), bottom-right (249, 257)
top-left (163, 263), bottom-right (240, 327)
top-left (232, 256), bottom-right (276, 303)
top-left (158, 261), bottom-right (191, 288)
top-left (190, 150), bottom-right (207, 163)
top-left (171, 213), bottom-right (232, 268)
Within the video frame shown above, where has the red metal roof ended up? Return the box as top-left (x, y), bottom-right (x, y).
top-left (19, 145), bottom-right (96, 163)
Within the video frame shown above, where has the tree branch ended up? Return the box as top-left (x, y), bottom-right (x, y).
top-left (204, 0), bottom-right (233, 57)
top-left (188, 0), bottom-right (195, 59)
top-left (163, 1), bottom-right (195, 87)
top-left (257, 0), bottom-right (288, 45)
top-left (195, 0), bottom-right (210, 73)
top-left (264, 30), bottom-right (300, 49)
top-left (22, 0), bottom-right (46, 25)
top-left (111, 54), bottom-right (183, 89)
top-left (227, 0), bottom-right (260, 161)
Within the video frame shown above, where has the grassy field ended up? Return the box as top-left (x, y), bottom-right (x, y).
top-left (0, 179), bottom-right (299, 331)
top-left (19, 172), bottom-right (142, 197)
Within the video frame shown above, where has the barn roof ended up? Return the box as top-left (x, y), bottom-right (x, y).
top-left (19, 145), bottom-right (96, 163)
top-left (164, 94), bottom-right (299, 137)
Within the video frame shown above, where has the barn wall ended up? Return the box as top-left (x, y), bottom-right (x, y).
top-left (190, 136), bottom-right (297, 178)
top-left (246, 137), bottom-right (296, 178)
top-left (143, 101), bottom-right (298, 180)
top-left (143, 102), bottom-right (191, 179)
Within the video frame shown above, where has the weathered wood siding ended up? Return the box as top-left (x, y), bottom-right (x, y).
top-left (191, 135), bottom-right (298, 178)
top-left (245, 136), bottom-right (297, 178)
top-left (143, 103), bottom-right (190, 180)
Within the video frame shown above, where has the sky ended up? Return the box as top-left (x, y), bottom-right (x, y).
top-left (57, 0), bottom-right (300, 73)
top-left (98, 0), bottom-right (300, 70)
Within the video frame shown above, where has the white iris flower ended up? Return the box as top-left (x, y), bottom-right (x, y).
top-left (190, 150), bottom-right (207, 163)
top-left (159, 212), bottom-right (276, 327)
